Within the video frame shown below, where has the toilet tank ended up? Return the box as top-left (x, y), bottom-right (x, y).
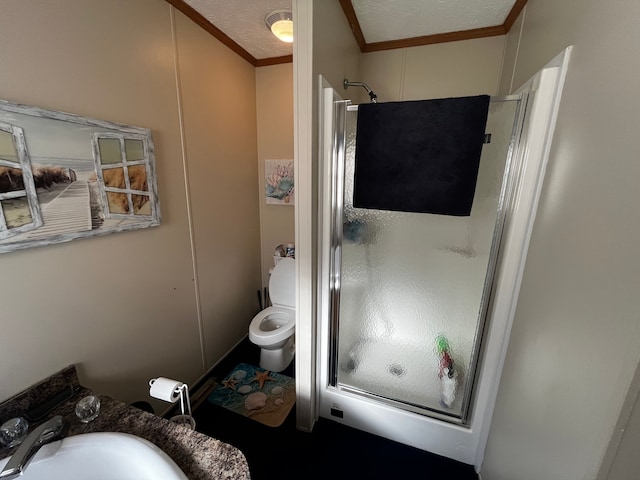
top-left (269, 258), bottom-right (295, 308)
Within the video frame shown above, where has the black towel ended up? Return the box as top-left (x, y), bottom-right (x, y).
top-left (353, 95), bottom-right (490, 216)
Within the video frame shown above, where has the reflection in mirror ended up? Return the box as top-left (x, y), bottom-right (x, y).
top-left (103, 168), bottom-right (126, 188)
top-left (95, 134), bottom-right (153, 218)
top-left (97, 138), bottom-right (122, 165)
top-left (0, 130), bottom-right (18, 163)
top-left (127, 165), bottom-right (148, 192)
top-left (132, 195), bottom-right (150, 215)
top-left (106, 192), bottom-right (129, 214)
top-left (0, 122), bottom-right (42, 240)
top-left (2, 198), bottom-right (32, 228)
top-left (0, 168), bottom-right (24, 193)
top-left (125, 139), bottom-right (144, 161)
top-left (0, 131), bottom-right (24, 194)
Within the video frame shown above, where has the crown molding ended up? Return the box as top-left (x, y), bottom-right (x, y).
top-left (166, 0), bottom-right (528, 66)
top-left (255, 55), bottom-right (294, 67)
top-left (165, 0), bottom-right (293, 67)
top-left (340, 0), bottom-right (528, 53)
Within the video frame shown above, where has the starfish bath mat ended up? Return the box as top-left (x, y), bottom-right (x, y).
top-left (207, 363), bottom-right (295, 427)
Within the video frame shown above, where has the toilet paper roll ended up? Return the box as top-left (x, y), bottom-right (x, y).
top-left (149, 377), bottom-right (182, 403)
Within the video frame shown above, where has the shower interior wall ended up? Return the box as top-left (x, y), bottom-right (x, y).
top-left (360, 36), bottom-right (506, 102)
top-left (343, 35), bottom-right (509, 418)
top-left (335, 98), bottom-right (522, 420)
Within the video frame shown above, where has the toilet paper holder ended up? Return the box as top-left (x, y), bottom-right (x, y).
top-left (149, 378), bottom-right (196, 430)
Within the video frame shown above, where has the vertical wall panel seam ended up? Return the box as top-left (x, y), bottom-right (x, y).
top-left (509, 6), bottom-right (526, 94)
top-left (170, 5), bottom-right (207, 372)
top-left (254, 69), bottom-right (267, 290)
top-left (498, 33), bottom-right (508, 94)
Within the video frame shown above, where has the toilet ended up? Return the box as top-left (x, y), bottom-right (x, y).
top-left (249, 257), bottom-right (295, 372)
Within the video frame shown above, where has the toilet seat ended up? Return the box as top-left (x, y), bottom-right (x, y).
top-left (249, 305), bottom-right (295, 346)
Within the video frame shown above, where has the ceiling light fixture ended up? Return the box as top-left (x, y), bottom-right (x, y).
top-left (265, 10), bottom-right (293, 43)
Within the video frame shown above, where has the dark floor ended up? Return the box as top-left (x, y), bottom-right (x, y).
top-left (191, 337), bottom-right (478, 480)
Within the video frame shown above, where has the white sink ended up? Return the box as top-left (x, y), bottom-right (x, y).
top-left (0, 432), bottom-right (188, 480)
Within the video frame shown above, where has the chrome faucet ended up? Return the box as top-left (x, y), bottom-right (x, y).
top-left (0, 415), bottom-right (67, 479)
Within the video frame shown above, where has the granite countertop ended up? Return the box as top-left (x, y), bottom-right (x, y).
top-left (0, 366), bottom-right (250, 480)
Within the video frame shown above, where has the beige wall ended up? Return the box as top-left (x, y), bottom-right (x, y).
top-left (362, 36), bottom-right (506, 101)
top-left (483, 1), bottom-right (640, 478)
top-left (173, 11), bottom-right (261, 369)
top-left (0, 0), bottom-right (260, 412)
top-left (312, 2), bottom-right (364, 100)
top-left (256, 64), bottom-right (295, 288)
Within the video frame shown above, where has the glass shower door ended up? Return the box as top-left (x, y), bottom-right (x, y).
top-left (329, 98), bottom-right (523, 423)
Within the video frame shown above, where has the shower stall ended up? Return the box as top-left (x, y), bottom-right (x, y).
top-left (324, 93), bottom-right (523, 420)
top-left (317, 86), bottom-right (526, 461)
top-left (311, 50), bottom-right (570, 469)
top-left (317, 80), bottom-right (530, 465)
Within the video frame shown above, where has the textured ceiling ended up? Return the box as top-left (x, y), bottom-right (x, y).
top-left (182, 0), bottom-right (518, 60)
top-left (353, 0), bottom-right (517, 43)
top-left (183, 0), bottom-right (293, 59)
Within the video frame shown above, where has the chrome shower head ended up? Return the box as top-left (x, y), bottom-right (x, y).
top-left (344, 78), bottom-right (378, 103)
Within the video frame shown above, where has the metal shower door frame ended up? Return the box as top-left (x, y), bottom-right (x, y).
top-left (322, 94), bottom-right (525, 426)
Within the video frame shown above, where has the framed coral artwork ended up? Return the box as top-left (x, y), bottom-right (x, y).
top-left (265, 159), bottom-right (294, 205)
top-left (0, 99), bottom-right (160, 254)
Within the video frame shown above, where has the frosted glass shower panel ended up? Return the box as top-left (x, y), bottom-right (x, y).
top-left (334, 99), bottom-right (521, 421)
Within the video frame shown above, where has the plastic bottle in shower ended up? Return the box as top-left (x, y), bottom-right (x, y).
top-left (436, 335), bottom-right (458, 409)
